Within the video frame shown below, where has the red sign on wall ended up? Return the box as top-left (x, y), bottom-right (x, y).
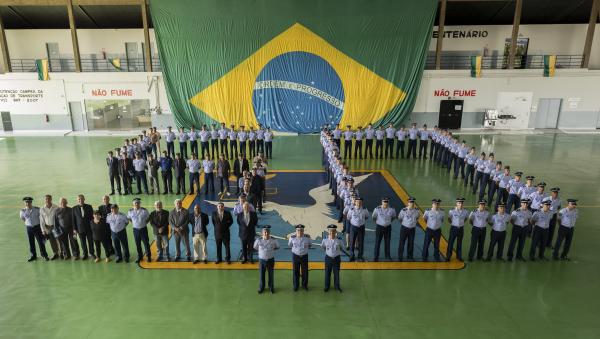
top-left (433, 89), bottom-right (477, 97)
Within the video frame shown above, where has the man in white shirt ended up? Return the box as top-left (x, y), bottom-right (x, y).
top-left (39, 194), bottom-right (60, 260)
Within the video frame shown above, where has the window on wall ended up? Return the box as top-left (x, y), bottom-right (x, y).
top-left (84, 99), bottom-right (150, 130)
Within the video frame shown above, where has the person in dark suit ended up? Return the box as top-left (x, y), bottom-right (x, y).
top-left (217, 154), bottom-right (231, 195)
top-left (173, 152), bottom-right (187, 195)
top-left (191, 204), bottom-right (210, 264)
top-left (248, 169), bottom-right (263, 213)
top-left (55, 197), bottom-right (79, 260)
top-left (119, 153), bottom-right (134, 195)
top-left (233, 154), bottom-right (249, 194)
top-left (149, 200), bottom-right (170, 261)
top-left (72, 194), bottom-right (95, 260)
top-left (106, 151), bottom-right (121, 195)
top-left (169, 199), bottom-right (190, 261)
top-left (97, 195), bottom-right (115, 256)
top-left (237, 202), bottom-right (258, 263)
top-left (211, 202), bottom-right (233, 264)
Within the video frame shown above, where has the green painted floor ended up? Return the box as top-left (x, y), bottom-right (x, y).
top-left (1, 133), bottom-right (599, 339)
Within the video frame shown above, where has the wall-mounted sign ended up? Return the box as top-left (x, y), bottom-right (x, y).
top-left (0, 80), bottom-right (68, 115)
top-left (82, 83), bottom-right (149, 100)
top-left (432, 30), bottom-right (489, 39)
top-left (433, 89), bottom-right (477, 97)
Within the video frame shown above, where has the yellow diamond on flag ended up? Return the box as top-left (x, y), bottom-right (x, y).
top-left (189, 23), bottom-right (406, 129)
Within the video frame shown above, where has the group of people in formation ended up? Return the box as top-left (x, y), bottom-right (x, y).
top-left (104, 123), bottom-right (274, 197)
top-left (19, 124), bottom-right (345, 293)
top-left (18, 194), bottom-right (343, 294)
top-left (321, 124), bottom-right (579, 262)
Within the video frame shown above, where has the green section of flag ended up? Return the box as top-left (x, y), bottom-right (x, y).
top-left (109, 58), bottom-right (122, 71)
top-left (470, 56), bottom-right (481, 78)
top-left (544, 55), bottom-right (556, 77)
top-left (149, 0), bottom-right (437, 129)
top-left (35, 59), bottom-right (49, 81)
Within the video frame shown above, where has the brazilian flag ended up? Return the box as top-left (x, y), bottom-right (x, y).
top-left (150, 0), bottom-right (437, 133)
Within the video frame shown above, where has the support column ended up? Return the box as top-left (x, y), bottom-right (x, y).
top-left (66, 0), bottom-right (81, 72)
top-left (507, 0), bottom-right (522, 69)
top-left (0, 10), bottom-right (11, 73)
top-left (141, 0), bottom-right (152, 72)
top-left (582, 0), bottom-right (600, 68)
top-left (435, 0), bottom-right (447, 70)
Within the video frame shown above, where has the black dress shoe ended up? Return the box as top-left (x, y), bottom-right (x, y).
top-left (215, 260), bottom-right (221, 264)
top-left (174, 256), bottom-right (181, 261)
top-left (50, 254), bottom-right (59, 261)
top-left (269, 288), bottom-right (275, 294)
top-left (43, 256), bottom-right (49, 261)
top-left (193, 260), bottom-right (199, 264)
top-left (324, 288), bottom-right (329, 292)
top-left (116, 258), bottom-right (123, 263)
top-left (81, 255), bottom-right (88, 260)
top-left (124, 258), bottom-right (130, 263)
top-left (203, 260), bottom-right (208, 264)
top-left (186, 256), bottom-right (191, 262)
top-left (109, 192), bottom-right (115, 196)
top-left (27, 256), bottom-right (36, 262)
top-left (227, 260), bottom-right (231, 264)
top-left (303, 286), bottom-right (309, 291)
top-left (257, 289), bottom-right (264, 294)
top-left (241, 260), bottom-right (247, 264)
top-left (135, 258), bottom-right (141, 264)
top-left (335, 287), bottom-right (343, 293)
top-left (293, 287), bottom-right (298, 292)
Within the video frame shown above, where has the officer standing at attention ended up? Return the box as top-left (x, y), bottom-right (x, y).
top-left (127, 198), bottom-right (151, 263)
top-left (486, 203), bottom-right (510, 261)
top-left (407, 122), bottom-right (418, 159)
top-left (228, 124), bottom-right (238, 159)
top-left (495, 166), bottom-right (512, 210)
top-left (264, 127), bottom-right (274, 159)
top-left (106, 204), bottom-right (130, 263)
top-left (395, 126), bottom-right (406, 159)
top-left (248, 127), bottom-right (257, 159)
top-left (529, 200), bottom-right (552, 261)
top-left (186, 153), bottom-right (201, 195)
top-left (347, 197), bottom-right (369, 262)
top-left (158, 151), bottom-right (174, 194)
top-left (372, 197), bottom-right (396, 262)
top-left (238, 125), bottom-right (248, 156)
top-left (398, 197), bottom-right (419, 261)
top-left (288, 224), bottom-right (311, 291)
top-left (385, 123), bottom-right (396, 159)
top-left (422, 199), bottom-right (444, 261)
top-left (417, 124), bottom-right (430, 159)
top-left (354, 126), bottom-right (364, 159)
top-left (256, 124), bottom-right (266, 155)
top-left (20, 197), bottom-right (49, 261)
top-left (446, 197), bottom-right (469, 261)
top-left (210, 124), bottom-right (219, 158)
top-left (321, 224), bottom-right (343, 293)
top-left (343, 125), bottom-right (354, 159)
top-left (364, 123), bottom-right (375, 159)
top-left (254, 225), bottom-right (279, 294)
top-left (332, 124), bottom-right (342, 148)
top-left (468, 200), bottom-right (489, 261)
top-left (188, 126), bottom-right (199, 156)
top-left (201, 154), bottom-right (216, 195)
top-left (546, 187), bottom-right (561, 248)
top-left (218, 122), bottom-right (229, 159)
top-left (199, 125), bottom-right (210, 159)
top-left (178, 127), bottom-right (188, 159)
top-left (553, 199), bottom-right (578, 260)
top-left (375, 126), bottom-right (386, 159)
top-left (165, 126), bottom-right (176, 158)
top-left (507, 199), bottom-right (532, 261)
top-left (463, 147), bottom-right (477, 187)
top-left (506, 172), bottom-right (524, 212)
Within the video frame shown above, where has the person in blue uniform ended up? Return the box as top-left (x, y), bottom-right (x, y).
top-left (20, 197), bottom-right (49, 262)
top-left (468, 200), bottom-right (489, 261)
top-left (385, 124), bottom-right (396, 159)
top-left (553, 199), bottom-right (578, 260)
top-left (507, 199), bottom-right (532, 261)
top-left (106, 204), bottom-right (130, 263)
top-left (127, 198), bottom-right (151, 263)
top-left (353, 127), bottom-right (364, 159)
top-left (398, 197), bottom-right (419, 261)
top-left (374, 126), bottom-right (386, 159)
top-left (506, 172), bottom-right (524, 212)
top-left (372, 197), bottom-right (396, 261)
top-left (529, 200), bottom-right (552, 261)
top-left (422, 199), bottom-right (444, 261)
top-left (254, 225), bottom-right (279, 294)
top-left (418, 124), bottom-right (429, 159)
top-left (486, 203), bottom-right (510, 261)
top-left (321, 224), bottom-right (343, 292)
top-left (463, 147), bottom-right (477, 187)
top-left (407, 123), bottom-right (418, 159)
top-left (346, 197), bottom-right (369, 262)
top-left (343, 126), bottom-right (353, 159)
top-left (288, 224), bottom-right (311, 291)
top-left (546, 187), bottom-right (561, 248)
top-left (364, 124), bottom-right (375, 159)
top-left (446, 197), bottom-right (469, 261)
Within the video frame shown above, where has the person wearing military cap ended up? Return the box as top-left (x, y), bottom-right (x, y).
top-left (332, 124), bottom-right (342, 148)
top-left (374, 125), bottom-right (386, 159)
top-left (398, 197), bottom-right (420, 261)
top-left (254, 226), bottom-right (279, 294)
top-left (347, 197), bottom-right (369, 261)
top-left (353, 126), bottom-right (364, 159)
top-left (553, 199), bottom-right (578, 260)
top-left (20, 197), bottom-right (49, 262)
top-left (446, 198), bottom-right (469, 261)
top-left (127, 198), bottom-right (151, 263)
top-left (529, 200), bottom-right (553, 261)
top-left (506, 171), bottom-right (525, 213)
top-left (422, 199), bottom-right (444, 261)
top-left (364, 123), bottom-right (375, 159)
top-left (288, 224), bottom-right (312, 291)
top-left (529, 182), bottom-right (549, 212)
top-left (372, 197), bottom-right (397, 261)
top-left (507, 199), bottom-right (532, 261)
top-left (321, 225), bottom-right (343, 292)
top-left (546, 187), bottom-right (562, 248)
top-left (468, 200), bottom-right (490, 261)
top-left (407, 122), bottom-right (418, 159)
top-left (486, 203), bottom-right (510, 261)
top-left (106, 204), bottom-right (131, 263)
